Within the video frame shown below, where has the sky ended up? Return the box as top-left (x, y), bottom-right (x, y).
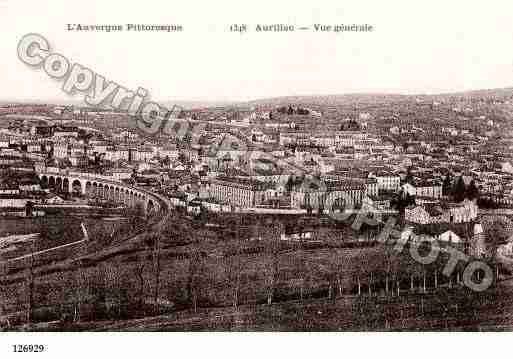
top-left (1, 0), bottom-right (513, 103)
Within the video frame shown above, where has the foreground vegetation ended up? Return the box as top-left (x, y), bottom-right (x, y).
top-left (0, 210), bottom-right (501, 330)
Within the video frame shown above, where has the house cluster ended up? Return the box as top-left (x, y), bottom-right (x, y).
top-left (405, 199), bottom-right (478, 224)
top-left (401, 222), bottom-right (487, 258)
top-left (3, 97), bottom-right (513, 225)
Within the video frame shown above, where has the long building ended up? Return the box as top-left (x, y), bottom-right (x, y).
top-left (208, 176), bottom-right (266, 208)
top-left (290, 178), bottom-right (365, 210)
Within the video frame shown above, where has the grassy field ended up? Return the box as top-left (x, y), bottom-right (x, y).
top-left (0, 215), bottom-right (132, 261)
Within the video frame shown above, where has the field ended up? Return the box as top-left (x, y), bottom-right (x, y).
top-left (0, 209), bottom-right (501, 330)
top-left (0, 213), bottom-right (491, 330)
top-left (0, 215), bottom-right (131, 261)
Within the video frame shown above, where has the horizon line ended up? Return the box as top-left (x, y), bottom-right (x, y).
top-left (1, 86), bottom-right (512, 107)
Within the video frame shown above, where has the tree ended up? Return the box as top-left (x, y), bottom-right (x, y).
top-left (442, 175), bottom-right (452, 197)
top-left (452, 176), bottom-right (466, 202)
top-left (285, 175), bottom-right (296, 192)
top-left (277, 106), bottom-right (287, 114)
top-left (404, 167), bottom-right (414, 184)
top-left (133, 255), bottom-right (147, 315)
top-left (483, 216), bottom-right (512, 248)
top-left (297, 107), bottom-right (309, 115)
top-left (143, 232), bottom-right (163, 313)
top-left (186, 249), bottom-right (205, 313)
top-left (162, 155), bottom-right (171, 167)
top-left (232, 232), bottom-right (244, 308)
top-left (103, 263), bottom-right (129, 319)
top-left (383, 245), bottom-right (399, 296)
top-left (263, 219), bottom-right (282, 305)
top-left (71, 239), bottom-right (89, 322)
top-left (295, 221), bottom-right (315, 302)
top-left (391, 190), bottom-right (414, 213)
top-left (177, 152), bottom-right (187, 164)
top-left (467, 179), bottom-right (479, 200)
top-left (24, 239), bottom-right (37, 324)
top-left (0, 263), bottom-right (12, 329)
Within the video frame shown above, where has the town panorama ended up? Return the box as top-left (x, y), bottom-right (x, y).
top-left (2, 90), bottom-right (513, 331)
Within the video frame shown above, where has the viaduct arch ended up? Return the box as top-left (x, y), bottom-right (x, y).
top-left (37, 171), bottom-right (160, 215)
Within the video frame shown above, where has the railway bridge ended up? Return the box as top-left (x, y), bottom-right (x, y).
top-left (36, 169), bottom-right (160, 214)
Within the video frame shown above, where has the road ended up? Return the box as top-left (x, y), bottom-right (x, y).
top-left (4, 238), bottom-right (86, 264)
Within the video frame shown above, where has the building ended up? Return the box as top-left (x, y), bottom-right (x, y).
top-left (0, 195), bottom-right (32, 208)
top-left (53, 126), bottom-right (78, 138)
top-left (208, 176), bottom-right (266, 208)
top-left (402, 180), bottom-right (442, 199)
top-left (323, 173), bottom-right (377, 198)
top-left (362, 195), bottom-right (392, 211)
top-left (27, 143), bottom-right (41, 153)
top-left (53, 143), bottom-right (69, 159)
top-left (370, 172), bottom-right (401, 192)
top-left (405, 199), bottom-right (478, 224)
top-left (470, 223), bottom-right (486, 257)
top-left (110, 168), bottom-right (133, 181)
top-left (131, 147), bottom-right (154, 162)
top-left (70, 154), bottom-right (88, 167)
top-left (105, 147), bottom-right (129, 162)
top-left (91, 141), bottom-right (108, 154)
top-left (290, 178), bottom-right (365, 210)
top-left (436, 230), bottom-right (462, 244)
top-left (365, 178), bottom-right (379, 197)
top-left (335, 131), bottom-right (367, 147)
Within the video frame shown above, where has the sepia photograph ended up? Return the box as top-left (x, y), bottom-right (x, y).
top-left (1, 0), bottom-right (513, 356)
